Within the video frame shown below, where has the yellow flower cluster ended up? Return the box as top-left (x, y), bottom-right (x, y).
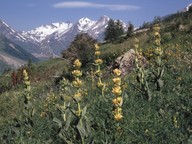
top-left (72, 78), bottom-right (83, 88)
top-left (72, 70), bottom-right (82, 77)
top-left (94, 44), bottom-right (106, 96)
top-left (23, 69), bottom-right (31, 98)
top-left (72, 59), bottom-right (84, 117)
top-left (112, 68), bottom-right (123, 121)
top-left (95, 59), bottom-right (103, 65)
top-left (73, 59), bottom-right (82, 69)
top-left (134, 38), bottom-right (143, 67)
top-left (153, 24), bottom-right (163, 56)
top-left (173, 114), bottom-right (179, 128)
top-left (43, 91), bottom-right (58, 108)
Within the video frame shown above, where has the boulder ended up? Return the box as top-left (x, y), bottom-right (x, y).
top-left (114, 49), bottom-right (135, 75)
top-left (114, 49), bottom-right (146, 75)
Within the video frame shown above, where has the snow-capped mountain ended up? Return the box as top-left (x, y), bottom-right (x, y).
top-left (22, 22), bottom-right (73, 42)
top-left (20, 16), bottom-right (111, 57)
top-left (0, 15), bottom-right (125, 58)
top-left (185, 3), bottom-right (192, 11)
top-left (180, 3), bottom-right (192, 12)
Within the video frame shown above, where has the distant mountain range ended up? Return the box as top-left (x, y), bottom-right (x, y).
top-left (1, 16), bottom-right (126, 59)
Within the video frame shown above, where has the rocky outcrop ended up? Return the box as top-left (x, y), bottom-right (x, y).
top-left (114, 49), bottom-right (135, 75)
top-left (114, 49), bottom-right (146, 75)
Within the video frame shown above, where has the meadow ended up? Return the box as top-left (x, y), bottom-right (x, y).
top-left (0, 11), bottom-right (192, 144)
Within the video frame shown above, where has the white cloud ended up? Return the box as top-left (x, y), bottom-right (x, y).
top-left (53, 1), bottom-right (140, 11)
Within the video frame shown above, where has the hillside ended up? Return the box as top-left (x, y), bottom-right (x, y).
top-left (0, 9), bottom-right (192, 143)
top-left (0, 34), bottom-right (39, 73)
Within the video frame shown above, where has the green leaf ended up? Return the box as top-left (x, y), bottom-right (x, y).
top-left (187, 135), bottom-right (192, 144)
top-left (53, 117), bottom-right (62, 128)
top-left (64, 110), bottom-right (72, 130)
top-left (81, 105), bottom-right (87, 118)
top-left (160, 67), bottom-right (164, 77)
top-left (77, 121), bottom-right (87, 139)
top-left (158, 79), bottom-right (164, 88)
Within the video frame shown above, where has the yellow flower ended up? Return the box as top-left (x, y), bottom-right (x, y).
top-left (113, 69), bottom-right (121, 76)
top-left (73, 79), bottom-right (83, 87)
top-left (154, 32), bottom-right (160, 37)
top-left (24, 81), bottom-right (30, 86)
top-left (112, 77), bottom-right (121, 86)
top-left (112, 86), bottom-right (122, 96)
top-left (74, 92), bottom-right (82, 98)
top-left (73, 59), bottom-right (82, 68)
top-left (155, 39), bottom-right (161, 46)
top-left (134, 44), bottom-right (139, 49)
top-left (23, 69), bottom-right (29, 80)
top-left (95, 50), bottom-right (101, 56)
top-left (72, 70), bottom-right (82, 77)
top-left (112, 97), bottom-right (123, 107)
top-left (114, 113), bottom-right (123, 121)
top-left (153, 25), bottom-right (160, 32)
top-left (94, 44), bottom-right (100, 50)
top-left (95, 59), bottom-right (103, 65)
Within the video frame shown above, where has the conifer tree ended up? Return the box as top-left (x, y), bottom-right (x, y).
top-left (127, 22), bottom-right (134, 37)
top-left (104, 19), bottom-right (124, 42)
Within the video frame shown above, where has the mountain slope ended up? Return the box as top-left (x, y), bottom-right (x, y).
top-left (0, 34), bottom-right (38, 72)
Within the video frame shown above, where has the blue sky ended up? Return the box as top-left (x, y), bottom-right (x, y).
top-left (0, 0), bottom-right (191, 31)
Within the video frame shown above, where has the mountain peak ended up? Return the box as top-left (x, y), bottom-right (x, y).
top-left (186, 3), bottom-right (192, 11)
top-left (76, 17), bottom-right (96, 31)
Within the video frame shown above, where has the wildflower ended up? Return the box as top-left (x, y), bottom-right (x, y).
top-left (154, 32), bottom-right (160, 37)
top-left (23, 69), bottom-right (29, 80)
top-left (95, 59), bottom-right (103, 65)
top-left (94, 44), bottom-right (100, 51)
top-left (134, 44), bottom-right (139, 49)
top-left (74, 92), bottom-right (82, 99)
top-left (153, 25), bottom-right (160, 31)
top-left (173, 115), bottom-right (179, 128)
top-left (112, 97), bottom-right (123, 107)
top-left (95, 51), bottom-right (101, 56)
top-left (73, 78), bottom-right (83, 87)
top-left (155, 39), bottom-right (161, 46)
top-left (73, 59), bottom-right (82, 69)
top-left (113, 68), bottom-right (121, 76)
top-left (112, 77), bottom-right (121, 86)
top-left (114, 113), bottom-right (123, 121)
top-left (112, 86), bottom-right (122, 96)
top-left (72, 70), bottom-right (82, 77)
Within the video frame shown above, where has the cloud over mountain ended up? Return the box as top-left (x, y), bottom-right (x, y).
top-left (53, 1), bottom-right (140, 11)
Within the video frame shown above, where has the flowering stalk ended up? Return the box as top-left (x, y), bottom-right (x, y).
top-left (112, 68), bottom-right (123, 121)
top-left (94, 44), bottom-right (106, 97)
top-left (134, 38), bottom-right (151, 101)
top-left (72, 59), bottom-right (83, 117)
top-left (152, 24), bottom-right (164, 91)
top-left (58, 77), bottom-right (71, 122)
top-left (22, 69), bottom-right (34, 135)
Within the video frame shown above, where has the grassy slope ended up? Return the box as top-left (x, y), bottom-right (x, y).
top-left (0, 10), bottom-right (192, 143)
